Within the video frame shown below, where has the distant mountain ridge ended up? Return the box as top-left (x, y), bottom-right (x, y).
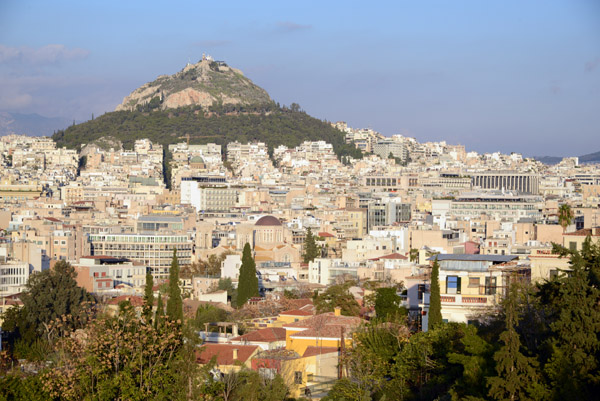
top-left (115, 57), bottom-right (272, 111)
top-left (534, 151), bottom-right (600, 165)
top-left (0, 112), bottom-right (70, 137)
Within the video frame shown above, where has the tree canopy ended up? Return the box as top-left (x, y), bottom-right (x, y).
top-left (313, 282), bottom-right (361, 316)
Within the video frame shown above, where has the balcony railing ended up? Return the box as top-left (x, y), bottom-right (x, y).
top-left (440, 294), bottom-right (489, 305)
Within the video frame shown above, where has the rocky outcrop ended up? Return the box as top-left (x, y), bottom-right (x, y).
top-left (115, 58), bottom-right (271, 111)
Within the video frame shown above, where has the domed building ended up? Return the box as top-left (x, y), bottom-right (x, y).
top-left (189, 156), bottom-right (205, 169)
top-left (253, 215), bottom-right (284, 246)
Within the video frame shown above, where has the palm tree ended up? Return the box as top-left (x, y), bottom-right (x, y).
top-left (558, 204), bottom-right (574, 233)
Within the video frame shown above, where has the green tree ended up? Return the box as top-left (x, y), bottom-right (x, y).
top-left (558, 203), bottom-right (574, 233)
top-left (20, 260), bottom-right (95, 342)
top-left (155, 294), bottom-right (165, 330)
top-left (409, 248), bottom-right (419, 263)
top-left (543, 240), bottom-right (600, 399)
top-left (166, 249), bottom-right (183, 322)
top-left (487, 284), bottom-right (547, 401)
top-left (303, 227), bottom-right (319, 263)
top-left (237, 243), bottom-right (259, 307)
top-left (428, 258), bottom-right (443, 330)
top-left (374, 287), bottom-right (403, 321)
top-left (313, 283), bottom-right (360, 316)
top-left (194, 304), bottom-right (228, 330)
top-left (143, 271), bottom-right (154, 324)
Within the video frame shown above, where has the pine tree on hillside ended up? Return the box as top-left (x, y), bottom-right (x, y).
top-left (142, 271), bottom-right (154, 324)
top-left (488, 284), bottom-right (547, 401)
top-left (428, 258), bottom-right (443, 330)
top-left (237, 243), bottom-right (259, 307)
top-left (166, 249), bottom-right (183, 322)
top-left (303, 227), bottom-right (319, 263)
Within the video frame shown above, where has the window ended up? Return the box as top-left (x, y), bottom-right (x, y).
top-left (294, 372), bottom-right (303, 384)
top-left (485, 277), bottom-right (497, 295)
top-left (446, 276), bottom-right (461, 294)
top-left (569, 242), bottom-right (577, 251)
top-left (468, 277), bottom-right (480, 288)
top-left (417, 284), bottom-right (428, 302)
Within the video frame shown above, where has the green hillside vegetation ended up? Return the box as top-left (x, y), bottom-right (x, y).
top-left (52, 104), bottom-right (363, 159)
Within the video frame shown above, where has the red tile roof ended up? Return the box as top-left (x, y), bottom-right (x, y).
top-left (318, 232), bottom-right (335, 238)
top-left (106, 295), bottom-right (144, 306)
top-left (370, 252), bottom-right (408, 261)
top-left (280, 309), bottom-right (313, 316)
top-left (283, 312), bottom-right (363, 337)
top-left (302, 346), bottom-right (339, 358)
top-left (196, 344), bottom-right (259, 365)
top-left (230, 327), bottom-right (286, 343)
top-left (564, 228), bottom-right (600, 237)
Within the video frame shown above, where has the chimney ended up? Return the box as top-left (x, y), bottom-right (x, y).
top-left (233, 348), bottom-right (238, 360)
top-left (334, 306), bottom-right (341, 316)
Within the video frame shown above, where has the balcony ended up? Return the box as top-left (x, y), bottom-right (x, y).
top-left (440, 294), bottom-right (491, 305)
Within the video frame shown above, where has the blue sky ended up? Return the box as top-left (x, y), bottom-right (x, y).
top-left (1, 0), bottom-right (598, 156)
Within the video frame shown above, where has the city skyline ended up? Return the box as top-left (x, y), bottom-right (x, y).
top-left (1, 0), bottom-right (599, 156)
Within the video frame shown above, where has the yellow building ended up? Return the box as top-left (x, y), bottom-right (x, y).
top-left (283, 308), bottom-right (361, 356)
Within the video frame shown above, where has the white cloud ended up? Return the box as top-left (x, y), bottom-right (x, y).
top-left (0, 44), bottom-right (89, 65)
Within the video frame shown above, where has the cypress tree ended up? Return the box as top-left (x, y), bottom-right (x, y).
top-left (428, 258), bottom-right (443, 330)
top-left (303, 227), bottom-right (319, 263)
top-left (155, 294), bottom-right (164, 329)
top-left (237, 243), bottom-right (259, 307)
top-left (488, 284), bottom-right (547, 400)
top-left (166, 249), bottom-right (183, 322)
top-left (142, 271), bottom-right (154, 324)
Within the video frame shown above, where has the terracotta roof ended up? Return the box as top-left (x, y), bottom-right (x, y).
top-left (302, 346), bottom-right (340, 358)
top-left (288, 298), bottom-right (314, 310)
top-left (318, 232), bottom-right (335, 238)
top-left (371, 252), bottom-right (408, 261)
top-left (196, 344), bottom-right (259, 365)
top-left (291, 325), bottom-right (351, 339)
top-left (280, 309), bottom-right (313, 316)
top-left (564, 228), bottom-right (600, 236)
top-left (230, 327), bottom-right (286, 343)
top-left (283, 312), bottom-right (363, 331)
top-left (106, 295), bottom-right (144, 306)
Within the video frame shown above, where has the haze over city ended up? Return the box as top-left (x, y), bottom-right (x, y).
top-left (1, 0), bottom-right (599, 156)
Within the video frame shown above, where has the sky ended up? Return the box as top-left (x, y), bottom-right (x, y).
top-left (0, 0), bottom-right (599, 156)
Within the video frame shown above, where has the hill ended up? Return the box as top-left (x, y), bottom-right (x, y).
top-left (579, 150), bottom-right (600, 164)
top-left (52, 104), bottom-right (362, 159)
top-left (533, 151), bottom-right (600, 165)
top-left (54, 58), bottom-right (361, 159)
top-left (0, 111), bottom-right (70, 137)
top-left (115, 56), bottom-right (271, 111)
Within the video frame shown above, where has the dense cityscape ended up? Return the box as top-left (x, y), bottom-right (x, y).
top-left (0, 122), bottom-right (599, 399)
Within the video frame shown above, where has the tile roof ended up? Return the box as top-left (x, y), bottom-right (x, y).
top-left (280, 309), bottom-right (313, 316)
top-left (563, 228), bottom-right (600, 236)
top-left (196, 344), bottom-right (259, 366)
top-left (230, 327), bottom-right (286, 343)
top-left (371, 252), bottom-right (408, 261)
top-left (302, 346), bottom-right (340, 358)
top-left (283, 312), bottom-right (363, 334)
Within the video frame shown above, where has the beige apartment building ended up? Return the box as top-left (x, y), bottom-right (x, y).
top-left (88, 233), bottom-right (192, 280)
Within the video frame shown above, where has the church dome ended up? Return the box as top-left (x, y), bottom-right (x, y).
top-left (255, 215), bottom-right (282, 226)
